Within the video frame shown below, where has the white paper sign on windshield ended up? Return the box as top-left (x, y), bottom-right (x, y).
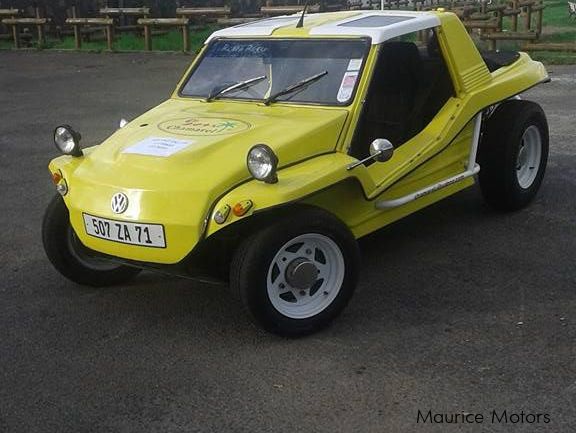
top-left (337, 71), bottom-right (359, 103)
top-left (122, 137), bottom-right (195, 157)
top-left (347, 58), bottom-right (363, 71)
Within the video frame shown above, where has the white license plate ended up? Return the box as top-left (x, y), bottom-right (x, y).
top-left (83, 214), bottom-right (166, 248)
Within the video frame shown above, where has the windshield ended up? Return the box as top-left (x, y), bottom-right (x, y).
top-left (180, 39), bottom-right (370, 105)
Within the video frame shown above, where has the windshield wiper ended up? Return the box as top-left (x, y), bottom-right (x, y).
top-left (206, 75), bottom-right (267, 102)
top-left (264, 71), bottom-right (328, 105)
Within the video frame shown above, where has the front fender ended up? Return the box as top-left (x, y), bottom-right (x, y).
top-left (204, 153), bottom-right (374, 238)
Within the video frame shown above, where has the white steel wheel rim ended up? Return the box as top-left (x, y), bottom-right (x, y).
top-left (516, 125), bottom-right (542, 189)
top-left (266, 233), bottom-right (345, 319)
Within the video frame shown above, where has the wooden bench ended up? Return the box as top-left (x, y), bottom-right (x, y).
top-left (452, 5), bottom-right (481, 19)
top-left (261, 5), bottom-right (320, 16)
top-left (0, 8), bottom-right (20, 44)
top-left (505, 0), bottom-right (524, 32)
top-left (66, 18), bottom-right (114, 50)
top-left (177, 7), bottom-right (230, 24)
top-left (482, 4), bottom-right (509, 32)
top-left (64, 5), bottom-right (115, 50)
top-left (501, 7), bottom-right (522, 16)
top-left (480, 31), bottom-right (539, 40)
top-left (137, 18), bottom-right (190, 51)
top-left (100, 7), bottom-right (150, 18)
top-left (463, 18), bottom-right (500, 30)
top-left (531, 2), bottom-right (546, 35)
top-left (1, 7), bottom-right (50, 48)
top-left (216, 17), bottom-right (260, 26)
top-left (100, 7), bottom-right (149, 33)
top-left (517, 0), bottom-right (545, 34)
top-left (467, 12), bottom-right (493, 20)
top-left (481, 30), bottom-right (538, 50)
top-left (0, 7), bottom-right (19, 22)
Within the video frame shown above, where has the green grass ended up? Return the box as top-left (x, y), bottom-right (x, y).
top-left (540, 0), bottom-right (576, 43)
top-left (541, 30), bottom-right (576, 42)
top-left (0, 25), bottom-right (216, 53)
top-left (530, 50), bottom-right (576, 63)
top-left (543, 0), bottom-right (576, 27)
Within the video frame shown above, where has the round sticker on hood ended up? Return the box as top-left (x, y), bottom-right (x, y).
top-left (158, 117), bottom-right (251, 136)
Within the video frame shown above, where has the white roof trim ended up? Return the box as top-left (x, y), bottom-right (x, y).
top-left (309, 12), bottom-right (440, 44)
top-left (204, 11), bottom-right (440, 45)
top-left (205, 16), bottom-right (299, 43)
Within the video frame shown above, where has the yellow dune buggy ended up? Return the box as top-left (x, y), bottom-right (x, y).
top-left (43, 10), bottom-right (549, 336)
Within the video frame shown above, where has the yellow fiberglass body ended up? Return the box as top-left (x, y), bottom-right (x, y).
top-left (50, 99), bottom-right (349, 263)
top-left (44, 10), bottom-right (550, 335)
top-left (48, 11), bottom-right (548, 264)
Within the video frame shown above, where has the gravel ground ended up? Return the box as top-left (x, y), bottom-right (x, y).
top-left (0, 52), bottom-right (574, 433)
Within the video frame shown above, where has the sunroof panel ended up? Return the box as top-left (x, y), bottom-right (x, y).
top-left (338, 16), bottom-right (414, 28)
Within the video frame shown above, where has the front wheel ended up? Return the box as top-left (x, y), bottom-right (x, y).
top-left (42, 195), bottom-right (141, 287)
top-left (230, 208), bottom-right (360, 337)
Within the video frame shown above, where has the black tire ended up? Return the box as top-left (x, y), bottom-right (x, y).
top-left (42, 195), bottom-right (141, 287)
top-left (478, 100), bottom-right (549, 211)
top-left (230, 207), bottom-right (360, 337)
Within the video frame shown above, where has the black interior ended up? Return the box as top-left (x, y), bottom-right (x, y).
top-left (350, 34), bottom-right (455, 161)
top-left (481, 50), bottom-right (521, 73)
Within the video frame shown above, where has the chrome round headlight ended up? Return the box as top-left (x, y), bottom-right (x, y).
top-left (54, 125), bottom-right (82, 156)
top-left (247, 144), bottom-right (278, 183)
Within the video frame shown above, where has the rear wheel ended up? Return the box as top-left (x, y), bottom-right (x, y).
top-left (42, 195), bottom-right (141, 287)
top-left (478, 100), bottom-right (549, 211)
top-left (230, 208), bottom-right (360, 337)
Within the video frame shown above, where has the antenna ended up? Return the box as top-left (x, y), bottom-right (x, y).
top-left (296, 0), bottom-right (311, 28)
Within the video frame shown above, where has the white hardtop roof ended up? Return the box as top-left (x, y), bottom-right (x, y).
top-left (205, 10), bottom-right (440, 45)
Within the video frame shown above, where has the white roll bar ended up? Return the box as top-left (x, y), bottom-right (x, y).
top-left (375, 113), bottom-right (483, 209)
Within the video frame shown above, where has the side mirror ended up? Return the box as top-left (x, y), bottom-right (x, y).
top-left (370, 139), bottom-right (394, 163)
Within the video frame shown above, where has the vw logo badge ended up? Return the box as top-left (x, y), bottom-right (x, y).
top-left (111, 193), bottom-right (129, 214)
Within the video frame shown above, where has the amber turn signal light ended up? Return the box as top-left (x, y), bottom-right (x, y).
top-left (232, 200), bottom-right (253, 217)
top-left (51, 171), bottom-right (63, 184)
